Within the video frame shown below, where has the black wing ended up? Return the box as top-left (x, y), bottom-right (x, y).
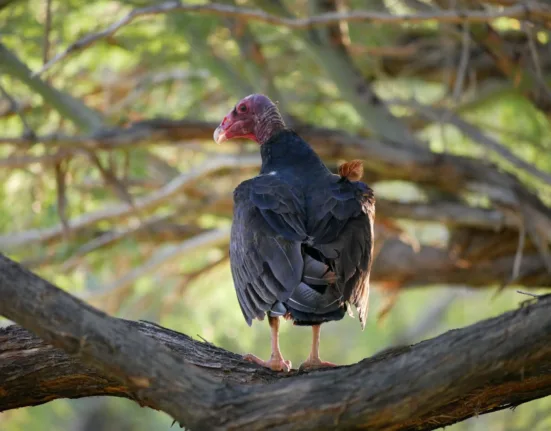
top-left (306, 177), bottom-right (375, 328)
top-left (230, 174), bottom-right (308, 325)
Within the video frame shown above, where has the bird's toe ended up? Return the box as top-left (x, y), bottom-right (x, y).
top-left (299, 358), bottom-right (337, 372)
top-left (242, 353), bottom-right (292, 372)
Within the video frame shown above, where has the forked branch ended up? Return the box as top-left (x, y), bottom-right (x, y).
top-left (1, 254), bottom-right (551, 430)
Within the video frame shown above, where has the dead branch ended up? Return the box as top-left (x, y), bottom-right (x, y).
top-left (1, 253), bottom-right (551, 430)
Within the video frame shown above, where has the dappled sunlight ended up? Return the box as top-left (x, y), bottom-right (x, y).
top-left (1, 0), bottom-right (551, 429)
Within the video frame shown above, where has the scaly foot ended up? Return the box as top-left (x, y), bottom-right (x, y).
top-left (243, 353), bottom-right (292, 372)
top-left (299, 357), bottom-right (336, 371)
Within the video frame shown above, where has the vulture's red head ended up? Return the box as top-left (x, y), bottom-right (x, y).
top-left (213, 94), bottom-right (285, 145)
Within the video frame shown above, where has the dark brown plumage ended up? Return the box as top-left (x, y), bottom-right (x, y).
top-left (214, 94), bottom-right (375, 371)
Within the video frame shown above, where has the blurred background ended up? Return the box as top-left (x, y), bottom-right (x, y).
top-left (1, 0), bottom-right (551, 430)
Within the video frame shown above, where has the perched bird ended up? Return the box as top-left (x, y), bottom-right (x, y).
top-left (214, 94), bottom-right (375, 371)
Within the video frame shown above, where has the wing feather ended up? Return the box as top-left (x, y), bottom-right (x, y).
top-left (308, 176), bottom-right (375, 328)
top-left (230, 175), bottom-right (306, 325)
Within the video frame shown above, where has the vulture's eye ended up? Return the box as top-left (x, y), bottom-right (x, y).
top-left (238, 104), bottom-right (247, 113)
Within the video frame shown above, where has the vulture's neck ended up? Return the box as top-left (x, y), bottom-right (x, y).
top-left (259, 129), bottom-right (328, 176)
top-left (256, 105), bottom-right (285, 145)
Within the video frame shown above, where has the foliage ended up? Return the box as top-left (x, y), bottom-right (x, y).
top-left (1, 0), bottom-right (551, 429)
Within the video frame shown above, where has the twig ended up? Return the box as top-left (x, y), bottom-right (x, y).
top-left (517, 290), bottom-right (551, 308)
top-left (523, 21), bottom-right (551, 101)
top-left (31, 1), bottom-right (551, 77)
top-left (196, 334), bottom-right (215, 346)
top-left (493, 207), bottom-right (527, 297)
top-left (517, 290), bottom-right (541, 298)
top-left (42, 0), bottom-right (52, 66)
top-left (511, 216), bottom-right (526, 283)
top-left (452, 21), bottom-right (471, 102)
top-left (0, 82), bottom-right (35, 138)
top-left (54, 160), bottom-right (71, 239)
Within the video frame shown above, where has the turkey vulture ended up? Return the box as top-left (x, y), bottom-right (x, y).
top-left (214, 94), bottom-right (375, 371)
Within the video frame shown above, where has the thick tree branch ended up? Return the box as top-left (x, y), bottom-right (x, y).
top-left (1, 253), bottom-right (551, 430)
top-left (376, 238), bottom-right (551, 288)
top-left (0, 321), bottom-right (278, 412)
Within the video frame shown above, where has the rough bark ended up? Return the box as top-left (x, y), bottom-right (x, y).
top-left (1, 253), bottom-right (551, 430)
top-left (0, 322), bottom-right (276, 412)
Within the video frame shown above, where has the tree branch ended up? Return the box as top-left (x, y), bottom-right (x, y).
top-left (0, 154), bottom-right (258, 250)
top-left (1, 253), bottom-right (551, 430)
top-left (0, 120), bottom-right (549, 271)
top-left (0, 43), bottom-right (103, 132)
top-left (165, 12), bottom-right (255, 98)
top-left (32, 1), bottom-right (551, 77)
top-left (376, 238), bottom-right (551, 288)
top-left (390, 98), bottom-right (551, 186)
top-left (256, 0), bottom-right (421, 146)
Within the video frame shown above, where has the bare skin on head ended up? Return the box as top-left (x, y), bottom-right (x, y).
top-left (213, 94), bottom-right (285, 145)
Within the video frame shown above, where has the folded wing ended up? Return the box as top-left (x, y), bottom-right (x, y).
top-left (230, 174), bottom-right (307, 325)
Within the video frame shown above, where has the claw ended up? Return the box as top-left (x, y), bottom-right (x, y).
top-left (243, 353), bottom-right (292, 372)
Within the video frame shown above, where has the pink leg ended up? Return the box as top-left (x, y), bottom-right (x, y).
top-left (299, 324), bottom-right (336, 371)
top-left (243, 316), bottom-right (292, 372)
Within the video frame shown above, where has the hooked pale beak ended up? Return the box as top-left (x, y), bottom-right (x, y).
top-left (213, 125), bottom-right (227, 144)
